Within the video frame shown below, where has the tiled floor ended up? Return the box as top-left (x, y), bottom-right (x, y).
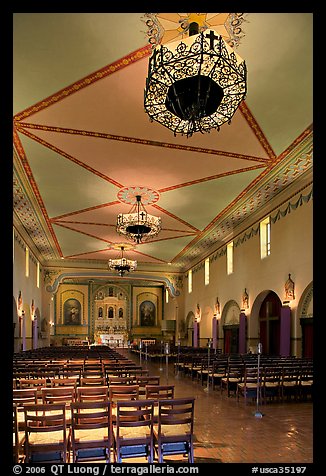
top-left (122, 349), bottom-right (313, 465)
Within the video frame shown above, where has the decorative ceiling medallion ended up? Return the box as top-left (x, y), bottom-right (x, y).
top-left (117, 186), bottom-right (160, 206)
top-left (109, 242), bottom-right (135, 252)
top-left (142, 13), bottom-right (248, 48)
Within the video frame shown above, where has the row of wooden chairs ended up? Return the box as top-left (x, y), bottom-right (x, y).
top-left (14, 392), bottom-right (195, 464)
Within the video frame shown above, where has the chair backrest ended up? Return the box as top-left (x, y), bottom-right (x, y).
top-left (23, 402), bottom-right (68, 463)
top-left (109, 385), bottom-right (139, 405)
top-left (71, 400), bottom-right (111, 430)
top-left (116, 399), bottom-right (155, 427)
top-left (50, 377), bottom-right (79, 388)
top-left (108, 376), bottom-right (134, 386)
top-left (13, 388), bottom-right (38, 406)
top-left (145, 385), bottom-right (175, 400)
top-left (18, 377), bottom-right (48, 394)
top-left (80, 376), bottom-right (107, 387)
top-left (157, 397), bottom-right (195, 432)
top-left (41, 385), bottom-right (76, 405)
top-left (77, 385), bottom-right (109, 402)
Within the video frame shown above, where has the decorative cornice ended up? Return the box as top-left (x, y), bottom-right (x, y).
top-left (45, 271), bottom-right (180, 297)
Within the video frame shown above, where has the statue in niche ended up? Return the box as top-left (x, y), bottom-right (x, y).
top-left (214, 297), bottom-right (220, 316)
top-left (195, 303), bottom-right (201, 322)
top-left (108, 306), bottom-right (114, 319)
top-left (118, 307), bottom-right (124, 318)
top-left (285, 274), bottom-right (295, 301)
top-left (242, 288), bottom-right (249, 309)
top-left (98, 307), bottom-right (103, 319)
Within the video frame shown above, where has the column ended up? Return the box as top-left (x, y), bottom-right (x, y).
top-left (280, 305), bottom-right (291, 356)
top-left (33, 318), bottom-right (38, 350)
top-left (212, 317), bottom-right (218, 350)
top-left (22, 311), bottom-right (26, 351)
top-left (239, 311), bottom-right (247, 354)
top-left (193, 321), bottom-right (199, 347)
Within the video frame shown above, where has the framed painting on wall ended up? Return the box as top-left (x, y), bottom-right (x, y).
top-left (64, 298), bottom-right (82, 325)
top-left (139, 300), bottom-right (156, 327)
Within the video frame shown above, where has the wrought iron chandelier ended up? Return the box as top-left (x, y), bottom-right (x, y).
top-left (116, 195), bottom-right (162, 244)
top-left (144, 22), bottom-right (247, 137)
top-left (108, 245), bottom-right (137, 276)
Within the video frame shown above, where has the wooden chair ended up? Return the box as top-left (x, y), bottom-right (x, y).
top-left (221, 364), bottom-right (244, 397)
top-left (77, 386), bottom-right (109, 403)
top-left (108, 376), bottom-right (134, 387)
top-left (70, 400), bottom-right (112, 463)
top-left (23, 403), bottom-right (69, 463)
top-left (132, 375), bottom-right (161, 397)
top-left (13, 388), bottom-right (38, 430)
top-left (109, 385), bottom-right (139, 425)
top-left (80, 376), bottom-right (107, 387)
top-left (145, 385), bottom-right (175, 422)
top-left (50, 377), bottom-right (79, 388)
top-left (41, 386), bottom-right (76, 426)
top-left (13, 404), bottom-right (25, 463)
top-left (17, 378), bottom-right (48, 400)
top-left (298, 366), bottom-right (313, 400)
top-left (236, 367), bottom-right (261, 404)
top-left (281, 366), bottom-right (301, 401)
top-left (113, 399), bottom-right (155, 463)
top-left (209, 361), bottom-right (228, 389)
top-left (153, 397), bottom-right (195, 463)
top-left (262, 366), bottom-right (282, 403)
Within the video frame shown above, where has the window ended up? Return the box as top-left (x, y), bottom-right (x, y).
top-left (260, 217), bottom-right (271, 259)
top-left (227, 242), bottom-right (233, 275)
top-left (25, 247), bottom-right (29, 277)
top-left (188, 269), bottom-right (193, 293)
top-left (165, 288), bottom-right (169, 304)
top-left (204, 258), bottom-right (210, 285)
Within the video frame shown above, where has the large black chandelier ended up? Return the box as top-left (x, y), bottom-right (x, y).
top-left (108, 245), bottom-right (137, 277)
top-left (144, 23), bottom-right (247, 137)
top-left (116, 195), bottom-right (162, 244)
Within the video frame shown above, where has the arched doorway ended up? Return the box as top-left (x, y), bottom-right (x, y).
top-left (222, 301), bottom-right (240, 354)
top-left (259, 291), bottom-right (282, 355)
top-left (298, 282), bottom-right (313, 358)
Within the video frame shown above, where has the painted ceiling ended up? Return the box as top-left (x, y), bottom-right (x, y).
top-left (13, 13), bottom-right (313, 274)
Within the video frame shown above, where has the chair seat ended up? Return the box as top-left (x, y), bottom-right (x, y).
top-left (28, 431), bottom-right (67, 446)
top-left (154, 423), bottom-right (191, 438)
top-left (73, 428), bottom-right (110, 444)
top-left (114, 425), bottom-right (151, 440)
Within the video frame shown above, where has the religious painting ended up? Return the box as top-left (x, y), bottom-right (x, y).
top-left (64, 298), bottom-right (82, 325)
top-left (139, 300), bottom-right (156, 327)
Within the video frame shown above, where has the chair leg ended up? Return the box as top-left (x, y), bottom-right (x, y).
top-left (158, 444), bottom-right (163, 463)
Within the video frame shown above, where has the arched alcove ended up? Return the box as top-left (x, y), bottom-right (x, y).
top-left (185, 311), bottom-right (195, 346)
top-left (251, 290), bottom-right (282, 355)
top-left (298, 281), bottom-right (313, 358)
top-left (221, 300), bottom-right (240, 353)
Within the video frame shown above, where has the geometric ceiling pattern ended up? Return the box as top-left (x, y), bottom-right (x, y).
top-left (13, 13), bottom-right (313, 273)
